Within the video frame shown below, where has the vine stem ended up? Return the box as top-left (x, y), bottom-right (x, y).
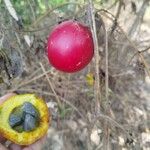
top-left (100, 13), bottom-right (110, 150)
top-left (88, 0), bottom-right (101, 114)
top-left (31, 2), bottom-right (82, 28)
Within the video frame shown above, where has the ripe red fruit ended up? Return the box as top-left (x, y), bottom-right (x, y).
top-left (47, 20), bottom-right (94, 73)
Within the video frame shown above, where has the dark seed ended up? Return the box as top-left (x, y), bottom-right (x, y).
top-left (11, 106), bottom-right (23, 117)
top-left (23, 114), bottom-right (37, 131)
top-left (9, 114), bottom-right (22, 127)
top-left (9, 106), bottom-right (23, 128)
top-left (9, 102), bottom-right (40, 132)
top-left (22, 102), bottom-right (40, 119)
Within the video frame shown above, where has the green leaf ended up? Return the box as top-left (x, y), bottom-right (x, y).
top-left (50, 0), bottom-right (65, 6)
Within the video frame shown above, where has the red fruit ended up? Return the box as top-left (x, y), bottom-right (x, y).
top-left (47, 20), bottom-right (94, 73)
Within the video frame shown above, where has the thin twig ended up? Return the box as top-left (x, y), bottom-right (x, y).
top-left (139, 46), bottom-right (150, 53)
top-left (7, 69), bottom-right (52, 92)
top-left (111, 0), bottom-right (123, 34)
top-left (39, 62), bottom-right (62, 108)
top-left (28, 68), bottom-right (42, 80)
top-left (31, 2), bottom-right (82, 28)
top-left (103, 19), bottom-right (110, 150)
top-left (88, 0), bottom-right (101, 113)
top-left (118, 28), bottom-right (150, 78)
top-left (27, 0), bottom-right (36, 21)
top-left (2, 13), bottom-right (85, 33)
top-left (103, 24), bottom-right (109, 110)
top-left (121, 0), bottom-right (149, 65)
top-left (128, 0), bottom-right (149, 37)
top-left (98, 9), bottom-right (150, 79)
top-left (96, 10), bottom-right (110, 150)
top-left (88, 112), bottom-right (134, 149)
top-left (95, 113), bottom-right (128, 134)
top-left (128, 45), bottom-right (150, 64)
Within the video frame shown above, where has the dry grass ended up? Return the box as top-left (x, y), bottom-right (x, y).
top-left (0, 0), bottom-right (150, 150)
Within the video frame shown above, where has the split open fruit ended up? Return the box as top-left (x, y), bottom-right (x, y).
top-left (47, 20), bottom-right (94, 73)
top-left (0, 94), bottom-right (50, 145)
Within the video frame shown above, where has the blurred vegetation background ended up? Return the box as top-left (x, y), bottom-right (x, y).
top-left (0, 0), bottom-right (150, 150)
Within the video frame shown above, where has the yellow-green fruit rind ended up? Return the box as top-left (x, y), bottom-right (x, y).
top-left (0, 94), bottom-right (50, 145)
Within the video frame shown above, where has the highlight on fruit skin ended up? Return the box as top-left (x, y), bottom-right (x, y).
top-left (0, 94), bottom-right (50, 145)
top-left (47, 20), bottom-right (94, 73)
